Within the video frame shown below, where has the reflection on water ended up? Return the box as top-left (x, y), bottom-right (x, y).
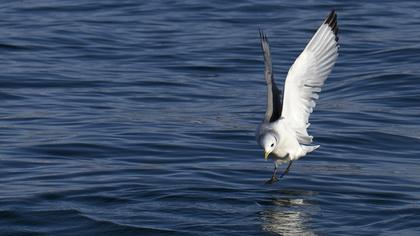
top-left (260, 193), bottom-right (318, 236)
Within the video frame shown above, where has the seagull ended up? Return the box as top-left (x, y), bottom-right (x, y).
top-left (256, 11), bottom-right (339, 184)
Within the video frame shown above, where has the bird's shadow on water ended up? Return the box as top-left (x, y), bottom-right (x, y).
top-left (256, 188), bottom-right (319, 236)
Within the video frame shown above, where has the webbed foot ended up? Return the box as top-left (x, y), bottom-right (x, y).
top-left (265, 176), bottom-right (279, 184)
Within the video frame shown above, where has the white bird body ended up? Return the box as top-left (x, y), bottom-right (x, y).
top-left (257, 119), bottom-right (316, 163)
top-left (256, 11), bottom-right (339, 183)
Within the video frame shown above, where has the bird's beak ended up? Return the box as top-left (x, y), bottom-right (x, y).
top-left (264, 151), bottom-right (270, 161)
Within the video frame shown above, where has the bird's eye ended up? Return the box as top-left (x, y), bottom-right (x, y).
top-left (271, 143), bottom-right (274, 147)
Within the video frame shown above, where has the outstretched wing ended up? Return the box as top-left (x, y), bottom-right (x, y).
top-left (259, 30), bottom-right (283, 123)
top-left (282, 11), bottom-right (339, 144)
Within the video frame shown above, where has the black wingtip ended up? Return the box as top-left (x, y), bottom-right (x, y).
top-left (324, 10), bottom-right (339, 42)
top-left (259, 28), bottom-right (268, 42)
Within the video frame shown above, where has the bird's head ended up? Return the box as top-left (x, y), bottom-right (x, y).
top-left (259, 133), bottom-right (278, 160)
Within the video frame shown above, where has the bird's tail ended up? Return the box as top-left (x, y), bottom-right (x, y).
top-left (302, 145), bottom-right (320, 155)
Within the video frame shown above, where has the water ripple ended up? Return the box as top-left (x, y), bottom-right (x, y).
top-left (0, 0), bottom-right (420, 235)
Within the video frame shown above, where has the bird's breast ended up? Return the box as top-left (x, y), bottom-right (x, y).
top-left (272, 148), bottom-right (289, 159)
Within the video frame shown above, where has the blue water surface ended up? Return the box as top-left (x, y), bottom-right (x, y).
top-left (0, 1), bottom-right (420, 235)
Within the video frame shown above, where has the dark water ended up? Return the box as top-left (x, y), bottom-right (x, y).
top-left (1, 1), bottom-right (420, 235)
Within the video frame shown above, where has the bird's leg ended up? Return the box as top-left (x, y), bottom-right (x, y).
top-left (280, 161), bottom-right (293, 178)
top-left (265, 162), bottom-right (279, 184)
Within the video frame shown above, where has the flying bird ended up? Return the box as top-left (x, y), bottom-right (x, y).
top-left (256, 11), bottom-right (339, 184)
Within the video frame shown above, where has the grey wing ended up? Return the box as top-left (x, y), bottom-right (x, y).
top-left (259, 30), bottom-right (283, 123)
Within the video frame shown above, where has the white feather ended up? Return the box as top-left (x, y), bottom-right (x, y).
top-left (281, 22), bottom-right (338, 145)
